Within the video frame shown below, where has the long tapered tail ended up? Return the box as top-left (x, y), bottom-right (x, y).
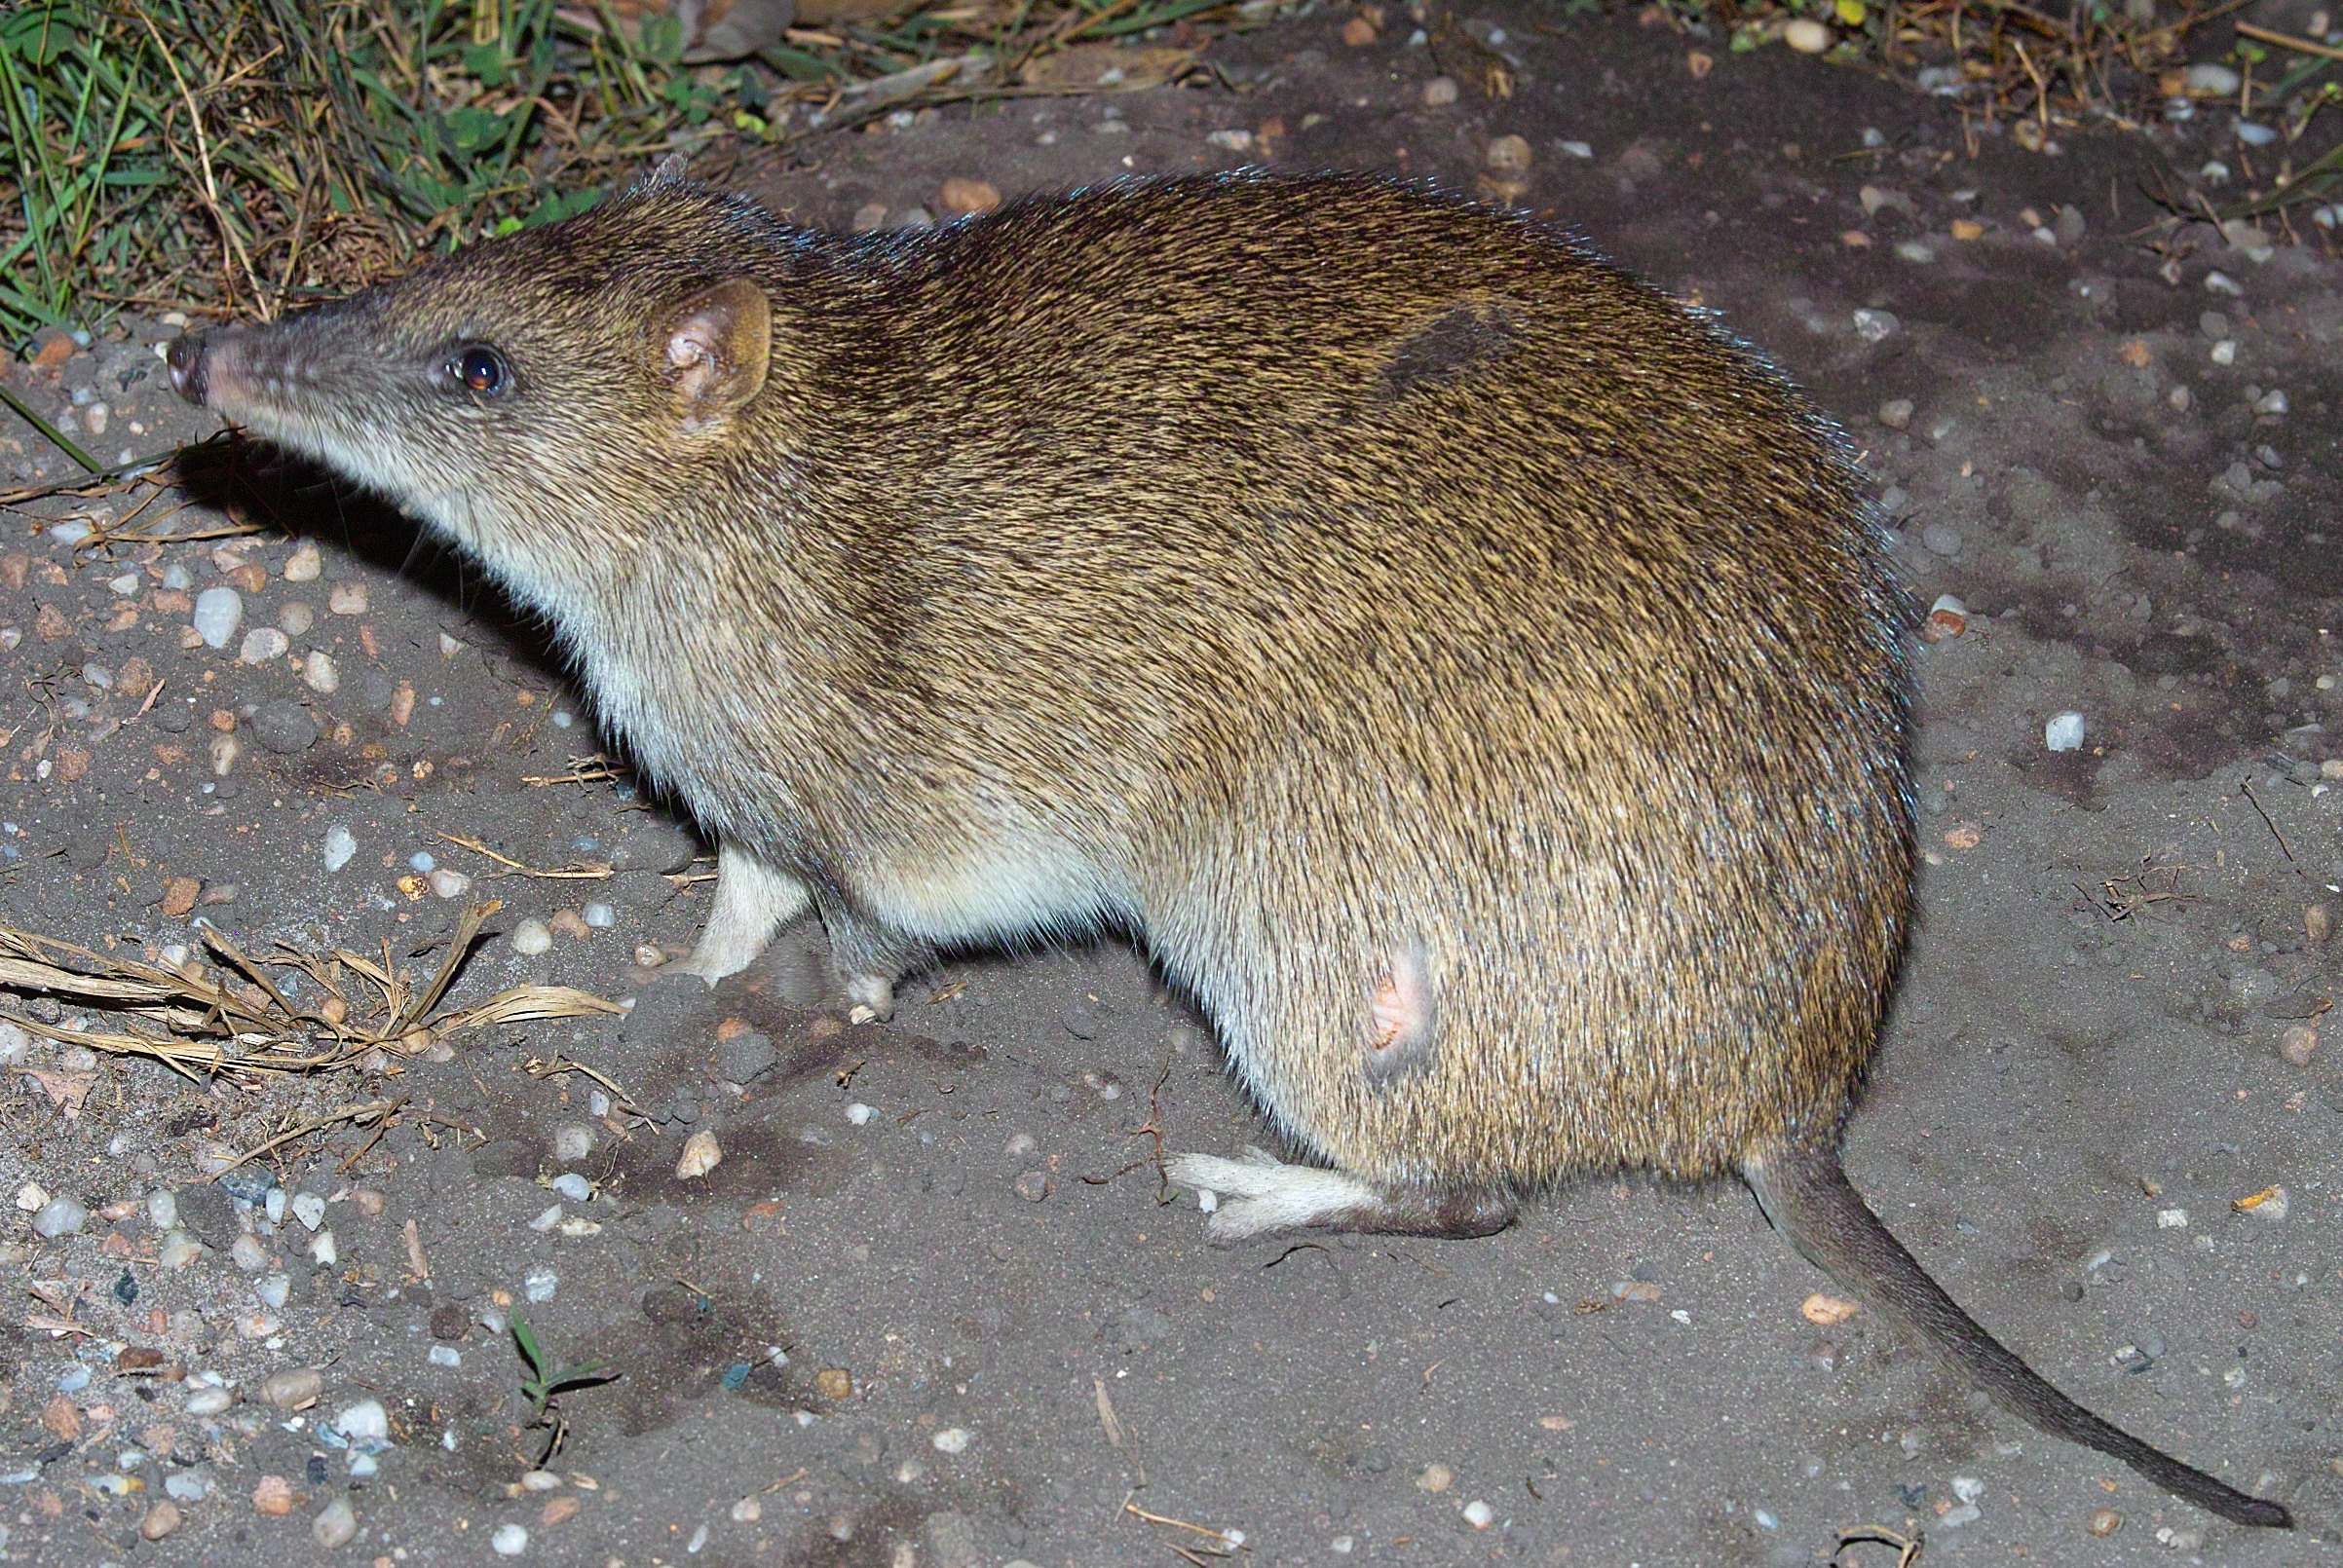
top-left (1743, 1141), bottom-right (2291, 1530)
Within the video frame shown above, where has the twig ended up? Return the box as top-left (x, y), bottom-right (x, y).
top-left (2239, 778), bottom-right (2297, 867)
top-left (210, 1098), bottom-right (404, 1180)
top-left (2237, 19), bottom-right (2343, 62)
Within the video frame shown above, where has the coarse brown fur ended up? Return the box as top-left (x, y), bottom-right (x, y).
top-left (168, 166), bottom-right (2289, 1528)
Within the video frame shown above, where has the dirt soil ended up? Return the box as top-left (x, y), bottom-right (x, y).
top-left (4, 4), bottom-right (2341, 1565)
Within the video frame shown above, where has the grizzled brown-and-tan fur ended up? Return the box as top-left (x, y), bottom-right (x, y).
top-left (169, 165), bottom-right (2291, 1528)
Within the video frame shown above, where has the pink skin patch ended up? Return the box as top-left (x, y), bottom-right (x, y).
top-left (1364, 940), bottom-right (1434, 1080)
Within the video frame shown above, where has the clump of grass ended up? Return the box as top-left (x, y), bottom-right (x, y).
top-left (0, 0), bottom-right (1264, 347)
top-left (511, 1313), bottom-right (619, 1463)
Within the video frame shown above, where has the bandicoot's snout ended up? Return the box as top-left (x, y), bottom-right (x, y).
top-left (166, 331), bottom-right (218, 407)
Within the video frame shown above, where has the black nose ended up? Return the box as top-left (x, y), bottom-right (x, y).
top-left (166, 334), bottom-right (208, 405)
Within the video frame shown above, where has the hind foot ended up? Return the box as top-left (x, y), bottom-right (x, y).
top-left (816, 897), bottom-right (932, 1024)
top-left (673, 844), bottom-right (812, 985)
top-left (1166, 1148), bottom-right (1513, 1244)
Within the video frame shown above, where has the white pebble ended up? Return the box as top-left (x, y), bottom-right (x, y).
top-left (266, 1187), bottom-right (287, 1223)
top-left (2211, 339), bottom-right (2237, 365)
top-left (2204, 270), bottom-right (2243, 296)
top-left (283, 541), bottom-right (322, 581)
top-left (1784, 17), bottom-right (1831, 51)
top-left (2185, 62), bottom-right (2240, 94)
top-left (191, 587), bottom-right (244, 650)
top-left (146, 1190), bottom-right (179, 1230)
top-left (335, 1400), bottom-right (390, 1444)
top-left (550, 1122), bottom-right (593, 1162)
top-left (291, 1192), bottom-right (326, 1231)
top-left (2157, 1207), bottom-right (2190, 1228)
top-left (158, 1232), bottom-right (206, 1270)
top-left (511, 918), bottom-right (553, 956)
top-left (2043, 712), bottom-right (2086, 752)
top-left (581, 902), bottom-right (616, 928)
top-left (428, 868), bottom-right (473, 899)
top-left (1851, 308), bottom-right (1900, 343)
top-left (184, 1387), bottom-right (233, 1416)
top-left (1462, 1499), bottom-right (1494, 1529)
top-left (529, 1204), bottom-right (564, 1233)
top-left (524, 1267), bottom-right (557, 1303)
top-left (322, 825), bottom-right (358, 872)
top-left (847, 1102), bottom-right (877, 1126)
top-left (430, 1345), bottom-right (462, 1367)
top-left (1952, 1475), bottom-right (1984, 1503)
top-left (2253, 389), bottom-right (2288, 416)
top-left (302, 651), bottom-right (339, 693)
top-left (491, 1523), bottom-right (530, 1555)
top-left (313, 1495), bottom-right (357, 1549)
top-left (254, 1273), bottom-right (290, 1309)
top-left (551, 1173), bottom-right (591, 1202)
top-left (238, 626), bottom-right (289, 664)
top-left (310, 1229), bottom-right (337, 1266)
top-left (31, 1195), bottom-right (87, 1238)
top-left (230, 1233), bottom-right (268, 1272)
top-left (931, 1427), bottom-right (972, 1453)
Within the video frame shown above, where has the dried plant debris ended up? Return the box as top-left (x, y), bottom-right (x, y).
top-left (0, 900), bottom-right (621, 1087)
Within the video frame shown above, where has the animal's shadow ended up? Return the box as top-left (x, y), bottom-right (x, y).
top-left (170, 430), bottom-right (568, 688)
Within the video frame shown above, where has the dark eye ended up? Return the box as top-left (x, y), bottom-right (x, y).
top-left (451, 346), bottom-right (509, 395)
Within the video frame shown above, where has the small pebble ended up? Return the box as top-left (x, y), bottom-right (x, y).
top-left (158, 1232), bottom-right (206, 1269)
top-left (551, 1172), bottom-right (591, 1202)
top-left (581, 901), bottom-right (616, 928)
top-left (2044, 712), bottom-right (2086, 752)
top-left (524, 1267), bottom-right (557, 1302)
top-left (428, 868), bottom-right (472, 899)
top-left (248, 698), bottom-right (317, 753)
top-left (1852, 308), bottom-right (1900, 343)
top-left (2185, 62), bottom-right (2240, 94)
top-left (1013, 1170), bottom-right (1051, 1202)
top-left (328, 582), bottom-right (369, 615)
top-left (146, 1189), bottom-right (178, 1230)
top-left (32, 1195), bottom-right (87, 1238)
top-left (283, 541), bottom-right (322, 581)
top-left (2088, 1507), bottom-right (2122, 1536)
top-left (334, 1399), bottom-right (389, 1444)
top-left (931, 1427), bottom-right (972, 1454)
top-left (185, 1387), bottom-right (233, 1416)
top-left (677, 1130), bottom-right (722, 1179)
top-left (1422, 75), bottom-right (1458, 107)
top-left (551, 1122), bottom-right (594, 1162)
top-left (231, 1233), bottom-right (268, 1272)
top-left (255, 1273), bottom-right (290, 1309)
top-left (140, 1500), bottom-right (183, 1540)
top-left (1484, 134), bottom-right (1532, 172)
top-left (512, 917), bottom-right (553, 956)
top-left (260, 1367), bottom-right (322, 1409)
top-left (302, 651), bottom-right (339, 693)
top-left (191, 587), bottom-right (243, 649)
top-left (239, 626), bottom-right (290, 664)
top-left (1876, 397), bottom-right (1913, 430)
top-left (313, 1495), bottom-right (358, 1549)
top-left (1784, 18), bottom-right (1831, 51)
top-left (1462, 1499), bottom-right (1494, 1529)
top-left (492, 1524), bottom-right (530, 1555)
top-left (322, 826), bottom-right (358, 873)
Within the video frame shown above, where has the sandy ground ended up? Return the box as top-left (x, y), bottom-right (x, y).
top-left (3, 4), bottom-right (2340, 1565)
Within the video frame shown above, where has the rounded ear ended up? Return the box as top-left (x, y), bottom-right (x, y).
top-left (661, 279), bottom-right (772, 426)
